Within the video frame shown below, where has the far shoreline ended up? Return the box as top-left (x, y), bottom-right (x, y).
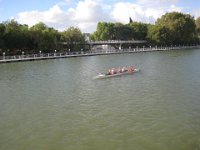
top-left (0, 45), bottom-right (200, 64)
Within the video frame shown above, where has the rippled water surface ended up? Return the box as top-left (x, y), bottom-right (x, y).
top-left (0, 49), bottom-right (200, 150)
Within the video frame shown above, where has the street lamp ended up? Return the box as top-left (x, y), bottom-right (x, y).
top-left (3, 52), bottom-right (5, 59)
top-left (22, 51), bottom-right (24, 58)
top-left (54, 50), bottom-right (56, 56)
top-left (69, 49), bottom-right (70, 54)
top-left (81, 48), bottom-right (83, 54)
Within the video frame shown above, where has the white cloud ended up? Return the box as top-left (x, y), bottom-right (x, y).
top-left (15, 0), bottom-right (111, 32)
top-left (111, 0), bottom-right (183, 24)
top-left (111, 2), bottom-right (165, 24)
top-left (71, 0), bottom-right (106, 22)
top-left (14, 0), bottom-right (184, 33)
top-left (16, 5), bottom-right (69, 27)
top-left (168, 4), bottom-right (183, 12)
top-left (137, 0), bottom-right (179, 6)
top-left (193, 8), bottom-right (200, 19)
top-left (111, 2), bottom-right (144, 23)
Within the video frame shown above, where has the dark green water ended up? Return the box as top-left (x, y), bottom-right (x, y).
top-left (0, 49), bottom-right (200, 150)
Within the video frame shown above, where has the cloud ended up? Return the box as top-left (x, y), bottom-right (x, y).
top-left (68, 0), bottom-right (112, 32)
top-left (16, 5), bottom-right (69, 27)
top-left (15, 0), bottom-right (111, 32)
top-left (70, 0), bottom-right (108, 22)
top-left (14, 0), bottom-right (184, 33)
top-left (193, 8), bottom-right (200, 19)
top-left (137, 0), bottom-right (179, 6)
top-left (111, 2), bottom-right (165, 24)
top-left (111, 1), bottom-right (183, 24)
top-left (168, 4), bottom-right (183, 12)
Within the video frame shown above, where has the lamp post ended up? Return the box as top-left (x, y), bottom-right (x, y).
top-left (3, 52), bottom-right (5, 60)
top-left (39, 51), bottom-right (41, 57)
top-left (81, 48), bottom-right (83, 54)
top-left (54, 50), bottom-right (56, 56)
top-left (22, 51), bottom-right (24, 58)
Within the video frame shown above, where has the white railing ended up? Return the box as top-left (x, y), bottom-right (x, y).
top-left (0, 45), bottom-right (200, 63)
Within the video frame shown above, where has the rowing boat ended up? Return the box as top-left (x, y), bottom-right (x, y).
top-left (94, 68), bottom-right (140, 79)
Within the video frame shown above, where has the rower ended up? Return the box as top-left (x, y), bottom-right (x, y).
top-left (107, 69), bottom-right (111, 75)
top-left (111, 68), bottom-right (115, 74)
top-left (119, 67), bottom-right (123, 73)
top-left (121, 67), bottom-right (125, 72)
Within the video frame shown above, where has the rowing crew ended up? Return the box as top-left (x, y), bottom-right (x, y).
top-left (106, 66), bottom-right (134, 75)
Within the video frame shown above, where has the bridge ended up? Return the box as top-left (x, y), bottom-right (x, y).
top-left (62, 40), bottom-right (147, 45)
top-left (61, 40), bottom-right (147, 51)
top-left (89, 40), bottom-right (146, 45)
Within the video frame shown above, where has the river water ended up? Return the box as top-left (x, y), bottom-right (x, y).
top-left (0, 49), bottom-right (200, 150)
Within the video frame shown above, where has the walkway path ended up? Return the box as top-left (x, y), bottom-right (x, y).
top-left (0, 45), bottom-right (199, 63)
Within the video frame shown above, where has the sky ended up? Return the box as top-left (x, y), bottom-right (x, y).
top-left (0, 0), bottom-right (200, 33)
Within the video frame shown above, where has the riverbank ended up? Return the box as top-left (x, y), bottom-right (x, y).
top-left (0, 45), bottom-right (199, 63)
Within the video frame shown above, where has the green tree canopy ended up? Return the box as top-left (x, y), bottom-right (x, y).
top-left (0, 23), bottom-right (6, 49)
top-left (91, 21), bottom-right (149, 41)
top-left (195, 17), bottom-right (200, 36)
top-left (155, 12), bottom-right (197, 44)
top-left (147, 24), bottom-right (170, 45)
top-left (61, 27), bottom-right (85, 51)
top-left (30, 22), bottom-right (60, 53)
top-left (3, 20), bottom-right (31, 53)
top-left (128, 22), bottom-right (148, 40)
top-left (91, 22), bottom-right (115, 41)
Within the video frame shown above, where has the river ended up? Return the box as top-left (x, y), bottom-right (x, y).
top-left (0, 49), bottom-right (200, 150)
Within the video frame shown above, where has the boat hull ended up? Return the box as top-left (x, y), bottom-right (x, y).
top-left (94, 68), bottom-right (140, 79)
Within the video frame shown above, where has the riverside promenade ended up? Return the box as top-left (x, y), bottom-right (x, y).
top-left (0, 45), bottom-right (199, 63)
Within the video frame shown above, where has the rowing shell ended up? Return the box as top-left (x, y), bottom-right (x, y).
top-left (94, 68), bottom-right (140, 79)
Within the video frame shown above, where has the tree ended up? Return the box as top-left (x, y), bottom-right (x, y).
top-left (3, 20), bottom-right (32, 54)
top-left (147, 24), bottom-right (171, 45)
top-left (91, 22), bottom-right (133, 41)
top-left (0, 23), bottom-right (5, 50)
top-left (156, 12), bottom-right (197, 45)
top-left (195, 17), bottom-right (200, 36)
top-left (91, 22), bottom-right (115, 41)
top-left (128, 22), bottom-right (148, 40)
top-left (113, 23), bottom-right (133, 40)
top-left (30, 22), bottom-right (60, 53)
top-left (61, 27), bottom-right (85, 51)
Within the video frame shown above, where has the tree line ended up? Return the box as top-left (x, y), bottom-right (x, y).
top-left (0, 12), bottom-right (200, 55)
top-left (0, 21), bottom-right (85, 55)
top-left (91, 12), bottom-right (200, 46)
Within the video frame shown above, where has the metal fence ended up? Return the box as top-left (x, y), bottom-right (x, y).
top-left (1, 45), bottom-right (200, 63)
